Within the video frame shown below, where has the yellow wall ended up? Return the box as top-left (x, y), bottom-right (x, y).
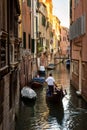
top-left (39, 0), bottom-right (53, 24)
top-left (18, 0), bottom-right (23, 39)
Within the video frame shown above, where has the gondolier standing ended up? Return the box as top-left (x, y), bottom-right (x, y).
top-left (45, 73), bottom-right (55, 95)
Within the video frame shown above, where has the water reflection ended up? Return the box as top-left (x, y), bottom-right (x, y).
top-left (16, 63), bottom-right (87, 130)
top-left (62, 82), bottom-right (87, 130)
top-left (46, 101), bottom-right (64, 126)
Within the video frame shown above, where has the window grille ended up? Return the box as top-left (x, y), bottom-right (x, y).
top-left (23, 32), bottom-right (26, 49)
top-left (0, 39), bottom-right (7, 68)
top-left (70, 14), bottom-right (86, 40)
top-left (42, 15), bottom-right (46, 27)
top-left (0, 79), bottom-right (4, 124)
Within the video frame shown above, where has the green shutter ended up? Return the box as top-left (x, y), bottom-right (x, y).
top-left (28, 34), bottom-right (30, 49)
top-left (42, 15), bottom-right (46, 26)
top-left (31, 39), bottom-right (35, 53)
top-left (23, 32), bottom-right (26, 49)
top-left (27, 0), bottom-right (31, 7)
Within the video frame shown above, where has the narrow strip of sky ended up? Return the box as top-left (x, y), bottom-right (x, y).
top-left (52, 0), bottom-right (70, 28)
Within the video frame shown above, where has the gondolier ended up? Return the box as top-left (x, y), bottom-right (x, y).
top-left (45, 73), bottom-right (55, 95)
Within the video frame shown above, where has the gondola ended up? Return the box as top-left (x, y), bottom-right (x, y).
top-left (38, 66), bottom-right (46, 76)
top-left (31, 81), bottom-right (43, 88)
top-left (46, 84), bottom-right (66, 103)
top-left (66, 59), bottom-right (70, 69)
top-left (47, 63), bottom-right (56, 70)
top-left (21, 86), bottom-right (37, 101)
top-left (31, 76), bottom-right (45, 88)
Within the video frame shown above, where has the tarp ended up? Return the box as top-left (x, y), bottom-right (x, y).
top-left (32, 77), bottom-right (45, 83)
top-left (21, 86), bottom-right (37, 99)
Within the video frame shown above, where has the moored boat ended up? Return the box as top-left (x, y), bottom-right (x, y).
top-left (31, 81), bottom-right (43, 88)
top-left (66, 59), bottom-right (70, 68)
top-left (21, 86), bottom-right (37, 101)
top-left (38, 66), bottom-right (46, 76)
top-left (47, 63), bottom-right (55, 70)
top-left (31, 76), bottom-right (45, 88)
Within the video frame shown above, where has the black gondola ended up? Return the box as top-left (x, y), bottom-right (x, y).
top-left (46, 84), bottom-right (66, 103)
top-left (66, 59), bottom-right (70, 69)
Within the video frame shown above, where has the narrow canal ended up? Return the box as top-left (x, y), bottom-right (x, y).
top-left (16, 63), bottom-right (87, 130)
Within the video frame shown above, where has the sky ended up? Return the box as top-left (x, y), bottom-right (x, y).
top-left (52, 0), bottom-right (70, 28)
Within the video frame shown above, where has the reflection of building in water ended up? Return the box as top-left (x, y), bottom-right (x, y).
top-left (53, 63), bottom-right (70, 89)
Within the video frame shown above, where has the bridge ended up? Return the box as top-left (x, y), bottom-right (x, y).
top-left (54, 57), bottom-right (70, 60)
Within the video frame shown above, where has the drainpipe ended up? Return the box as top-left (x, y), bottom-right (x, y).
top-left (31, 0), bottom-right (34, 78)
top-left (79, 50), bottom-right (82, 93)
top-left (76, 50), bottom-right (82, 96)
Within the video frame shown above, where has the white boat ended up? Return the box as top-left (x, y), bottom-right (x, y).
top-left (38, 66), bottom-right (45, 75)
top-left (21, 86), bottom-right (37, 100)
top-left (47, 63), bottom-right (55, 70)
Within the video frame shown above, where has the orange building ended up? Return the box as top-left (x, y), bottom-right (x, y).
top-left (19, 0), bottom-right (36, 88)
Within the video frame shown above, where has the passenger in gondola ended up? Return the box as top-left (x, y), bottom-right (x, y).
top-left (37, 73), bottom-right (40, 78)
top-left (45, 73), bottom-right (55, 95)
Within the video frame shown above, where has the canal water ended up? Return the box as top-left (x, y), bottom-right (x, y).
top-left (16, 63), bottom-right (87, 130)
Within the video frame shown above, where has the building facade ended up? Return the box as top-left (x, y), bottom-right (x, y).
top-left (60, 26), bottom-right (70, 58)
top-left (19, 0), bottom-right (32, 88)
top-left (0, 0), bottom-right (21, 130)
top-left (70, 0), bottom-right (87, 101)
top-left (36, 2), bottom-right (48, 67)
top-left (52, 16), bottom-right (61, 54)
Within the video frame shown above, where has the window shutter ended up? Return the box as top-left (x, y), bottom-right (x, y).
top-left (81, 14), bottom-right (86, 35)
top-left (31, 39), bottom-right (35, 53)
top-left (23, 32), bottom-right (26, 49)
top-left (27, 0), bottom-right (31, 7)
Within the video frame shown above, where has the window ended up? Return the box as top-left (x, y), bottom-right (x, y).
top-left (70, 14), bottom-right (86, 40)
top-left (0, 105), bottom-right (3, 124)
top-left (46, 21), bottom-right (49, 29)
top-left (42, 15), bottom-right (46, 26)
top-left (14, 44), bottom-right (19, 62)
top-left (37, 0), bottom-right (39, 8)
top-left (63, 37), bottom-right (66, 41)
top-left (28, 34), bottom-right (31, 49)
top-left (9, 43), bottom-right (19, 64)
top-left (9, 73), bottom-right (12, 109)
top-left (36, 17), bottom-right (38, 36)
top-left (27, 0), bottom-right (31, 7)
top-left (1, 0), bottom-right (6, 30)
top-left (0, 0), bottom-right (8, 70)
top-left (0, 39), bottom-right (7, 68)
top-left (9, 70), bottom-right (17, 109)
top-left (31, 39), bottom-right (35, 53)
top-left (74, 0), bottom-right (79, 7)
top-left (0, 79), bottom-right (4, 124)
top-left (23, 32), bottom-right (26, 49)
top-left (73, 61), bottom-right (79, 75)
top-left (82, 63), bottom-right (87, 80)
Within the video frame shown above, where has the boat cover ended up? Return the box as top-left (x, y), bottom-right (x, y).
top-left (32, 77), bottom-right (45, 83)
top-left (21, 86), bottom-right (37, 99)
